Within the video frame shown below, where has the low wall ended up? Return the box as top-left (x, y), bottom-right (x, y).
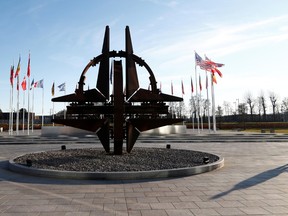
top-left (42, 126), bottom-right (94, 137)
top-left (42, 125), bottom-right (187, 137)
top-left (142, 125), bottom-right (187, 135)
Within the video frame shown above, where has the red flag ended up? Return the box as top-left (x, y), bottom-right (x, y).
top-left (27, 53), bottom-right (31, 77)
top-left (10, 65), bottom-right (14, 86)
top-left (191, 77), bottom-right (194, 93)
top-left (204, 55), bottom-right (224, 77)
top-left (16, 76), bottom-right (19, 91)
top-left (171, 81), bottom-right (173, 95)
top-left (14, 56), bottom-right (21, 78)
top-left (211, 67), bottom-right (223, 78)
top-left (181, 80), bottom-right (184, 95)
top-left (199, 75), bottom-right (202, 91)
top-left (21, 76), bottom-right (27, 91)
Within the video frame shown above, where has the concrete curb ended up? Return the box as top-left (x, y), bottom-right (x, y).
top-left (8, 154), bottom-right (224, 180)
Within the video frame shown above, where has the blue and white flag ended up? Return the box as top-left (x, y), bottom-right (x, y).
top-left (58, 82), bottom-right (66, 91)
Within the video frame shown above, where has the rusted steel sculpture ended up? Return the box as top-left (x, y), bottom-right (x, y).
top-left (52, 26), bottom-right (183, 155)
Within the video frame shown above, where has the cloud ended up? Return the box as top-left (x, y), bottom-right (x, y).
top-left (140, 14), bottom-right (288, 66)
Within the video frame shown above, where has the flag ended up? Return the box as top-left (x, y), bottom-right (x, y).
top-left (181, 80), bottom-right (184, 95)
top-left (51, 82), bottom-right (55, 96)
top-left (205, 55), bottom-right (224, 67)
top-left (21, 76), bottom-right (27, 91)
top-left (204, 55), bottom-right (224, 77)
top-left (10, 65), bottom-right (14, 87)
top-left (195, 52), bottom-right (203, 66)
top-left (16, 76), bottom-right (19, 91)
top-left (34, 79), bottom-right (44, 88)
top-left (191, 77), bottom-right (194, 93)
top-left (171, 81), bottom-right (173, 95)
top-left (27, 53), bottom-right (31, 77)
top-left (199, 75), bottom-right (202, 91)
top-left (14, 56), bottom-right (21, 78)
top-left (30, 78), bottom-right (34, 90)
top-left (212, 74), bottom-right (217, 84)
top-left (58, 82), bottom-right (65, 91)
top-left (212, 67), bottom-right (223, 78)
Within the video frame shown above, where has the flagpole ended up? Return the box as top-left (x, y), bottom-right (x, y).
top-left (22, 87), bottom-right (25, 133)
top-left (52, 82), bottom-right (55, 126)
top-left (32, 87), bottom-right (34, 133)
top-left (211, 73), bottom-right (216, 132)
top-left (191, 96), bottom-right (195, 131)
top-left (11, 81), bottom-right (14, 135)
top-left (64, 84), bottom-right (66, 119)
top-left (27, 77), bottom-right (30, 135)
top-left (42, 86), bottom-right (44, 127)
top-left (199, 87), bottom-right (203, 131)
top-left (53, 102), bottom-right (55, 126)
top-left (195, 64), bottom-right (200, 133)
top-left (27, 52), bottom-right (31, 135)
top-left (206, 71), bottom-right (211, 132)
top-left (9, 87), bottom-right (11, 135)
top-left (16, 76), bottom-right (20, 135)
top-left (9, 85), bottom-right (13, 135)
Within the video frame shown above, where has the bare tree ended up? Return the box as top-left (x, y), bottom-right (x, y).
top-left (281, 97), bottom-right (288, 113)
top-left (244, 92), bottom-right (255, 120)
top-left (189, 96), bottom-right (197, 119)
top-left (269, 91), bottom-right (278, 121)
top-left (223, 101), bottom-right (232, 116)
top-left (238, 103), bottom-right (247, 115)
top-left (202, 99), bottom-right (210, 119)
top-left (259, 91), bottom-right (267, 120)
top-left (216, 105), bottom-right (223, 117)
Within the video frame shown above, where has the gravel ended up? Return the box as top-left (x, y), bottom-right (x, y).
top-left (14, 147), bottom-right (219, 172)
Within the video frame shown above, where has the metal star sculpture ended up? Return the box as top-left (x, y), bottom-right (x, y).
top-left (52, 26), bottom-right (183, 155)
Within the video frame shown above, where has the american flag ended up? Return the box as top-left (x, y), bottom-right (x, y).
top-left (195, 52), bottom-right (204, 66)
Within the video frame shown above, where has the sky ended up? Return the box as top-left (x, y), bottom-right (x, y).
top-left (1, 0), bottom-right (288, 115)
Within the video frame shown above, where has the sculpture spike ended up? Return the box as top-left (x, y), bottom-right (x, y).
top-left (96, 25), bottom-right (110, 99)
top-left (125, 26), bottom-right (139, 98)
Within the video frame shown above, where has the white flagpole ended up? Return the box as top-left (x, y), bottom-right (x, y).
top-left (52, 82), bottom-right (55, 126)
top-left (195, 65), bottom-right (200, 133)
top-left (27, 77), bottom-right (30, 135)
top-left (42, 85), bottom-right (44, 127)
top-left (9, 87), bottom-right (11, 135)
top-left (64, 84), bottom-right (66, 119)
top-left (22, 88), bottom-right (25, 133)
top-left (52, 102), bottom-right (55, 126)
top-left (199, 88), bottom-right (203, 131)
top-left (9, 85), bottom-right (13, 135)
top-left (32, 87), bottom-right (34, 133)
top-left (206, 71), bottom-right (211, 132)
top-left (191, 93), bottom-right (195, 131)
top-left (16, 76), bottom-right (20, 135)
top-left (211, 73), bottom-right (216, 132)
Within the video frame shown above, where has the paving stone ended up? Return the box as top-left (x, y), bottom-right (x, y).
top-left (150, 202), bottom-right (175, 210)
top-left (166, 209), bottom-right (194, 216)
top-left (1, 130), bottom-right (288, 215)
top-left (239, 206), bottom-right (271, 214)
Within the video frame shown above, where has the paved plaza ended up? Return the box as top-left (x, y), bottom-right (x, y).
top-left (1, 130), bottom-right (288, 215)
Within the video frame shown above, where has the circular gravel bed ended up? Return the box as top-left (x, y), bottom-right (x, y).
top-left (10, 147), bottom-right (224, 180)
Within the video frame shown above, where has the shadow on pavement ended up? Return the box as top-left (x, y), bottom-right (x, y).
top-left (211, 164), bottom-right (288, 200)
